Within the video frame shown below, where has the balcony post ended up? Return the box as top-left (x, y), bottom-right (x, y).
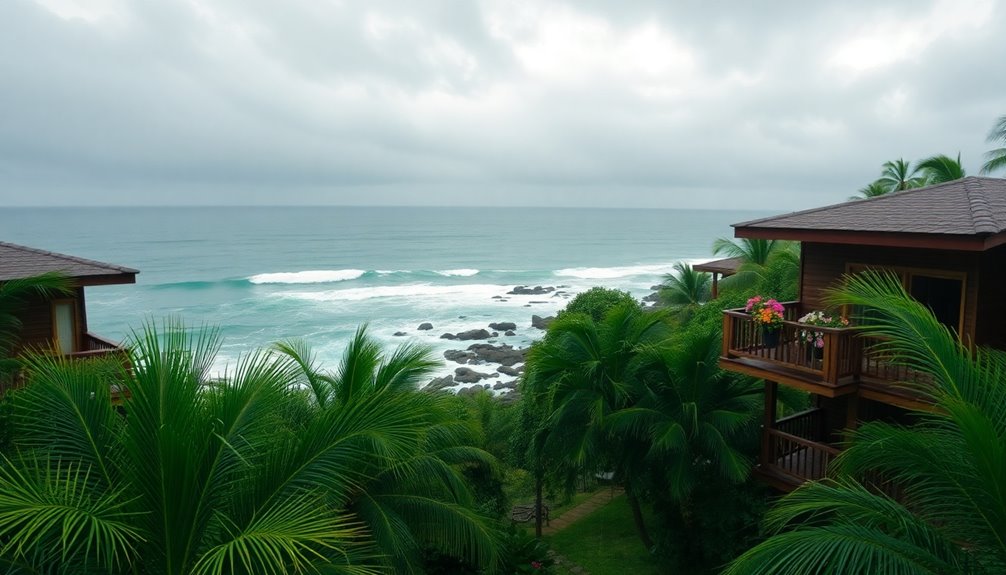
top-left (760, 380), bottom-right (778, 467)
top-left (722, 312), bottom-right (733, 358)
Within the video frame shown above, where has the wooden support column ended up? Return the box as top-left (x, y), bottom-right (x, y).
top-left (760, 381), bottom-right (778, 467)
top-left (844, 394), bottom-right (860, 441)
top-left (711, 272), bottom-right (720, 300)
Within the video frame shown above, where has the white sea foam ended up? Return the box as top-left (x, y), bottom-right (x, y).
top-left (248, 269), bottom-right (366, 285)
top-left (553, 263), bottom-right (680, 280)
top-left (436, 268), bottom-right (479, 277)
top-left (279, 283), bottom-right (507, 303)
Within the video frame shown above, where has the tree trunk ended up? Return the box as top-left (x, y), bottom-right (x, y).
top-left (534, 470), bottom-right (544, 538)
top-left (626, 487), bottom-right (653, 550)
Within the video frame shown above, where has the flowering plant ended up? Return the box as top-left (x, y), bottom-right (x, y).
top-left (745, 296), bottom-right (785, 331)
top-left (797, 310), bottom-right (850, 348)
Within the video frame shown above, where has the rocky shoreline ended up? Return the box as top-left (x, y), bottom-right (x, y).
top-left (396, 283), bottom-right (661, 400)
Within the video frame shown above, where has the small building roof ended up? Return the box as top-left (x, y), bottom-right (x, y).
top-left (693, 256), bottom-right (743, 276)
top-left (733, 177), bottom-right (1006, 251)
top-left (0, 241), bottom-right (138, 286)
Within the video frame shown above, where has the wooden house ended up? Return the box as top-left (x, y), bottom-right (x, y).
top-left (717, 176), bottom-right (1006, 490)
top-left (0, 241), bottom-right (137, 361)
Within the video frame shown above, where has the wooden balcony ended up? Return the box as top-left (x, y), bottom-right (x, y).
top-left (720, 301), bottom-right (932, 407)
top-left (66, 332), bottom-right (129, 361)
top-left (755, 408), bottom-right (840, 491)
top-left (1, 332), bottom-right (130, 402)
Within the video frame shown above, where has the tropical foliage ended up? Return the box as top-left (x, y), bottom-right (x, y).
top-left (726, 271), bottom-right (1006, 575)
top-left (659, 262), bottom-right (711, 309)
top-left (877, 158), bottom-right (926, 192)
top-left (521, 294), bottom-right (764, 571)
top-left (917, 152), bottom-right (966, 184)
top-left (711, 238), bottom-right (799, 296)
top-left (981, 114), bottom-right (1006, 175)
top-left (0, 322), bottom-right (501, 574)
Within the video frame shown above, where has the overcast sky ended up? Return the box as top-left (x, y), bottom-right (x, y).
top-left (1, 0), bottom-right (1003, 209)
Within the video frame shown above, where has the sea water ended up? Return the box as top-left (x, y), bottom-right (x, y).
top-left (0, 206), bottom-right (766, 387)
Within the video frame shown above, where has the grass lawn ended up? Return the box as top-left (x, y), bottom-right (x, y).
top-left (545, 495), bottom-right (663, 575)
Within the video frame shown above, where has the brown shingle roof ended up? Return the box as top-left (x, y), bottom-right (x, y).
top-left (0, 242), bottom-right (138, 286)
top-left (693, 257), bottom-right (743, 276)
top-left (733, 177), bottom-right (1006, 250)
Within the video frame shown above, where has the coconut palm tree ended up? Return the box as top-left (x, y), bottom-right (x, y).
top-left (849, 181), bottom-right (890, 201)
top-left (877, 158), bottom-right (926, 192)
top-left (0, 321), bottom-right (500, 574)
top-left (981, 115), bottom-right (1006, 175)
top-left (917, 152), bottom-right (966, 185)
top-left (660, 262), bottom-right (711, 308)
top-left (725, 271), bottom-right (1006, 575)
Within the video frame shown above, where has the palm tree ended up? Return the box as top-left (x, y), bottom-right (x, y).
top-left (525, 303), bottom-right (669, 549)
top-left (276, 328), bottom-right (502, 573)
top-left (0, 321), bottom-right (500, 574)
top-left (608, 330), bottom-right (761, 509)
top-left (660, 262), bottom-right (711, 308)
top-left (877, 158), bottom-right (926, 192)
top-left (981, 115), bottom-right (1006, 175)
top-left (917, 152), bottom-right (966, 185)
top-left (849, 181), bottom-right (890, 201)
top-left (712, 238), bottom-right (785, 267)
top-left (712, 238), bottom-right (800, 297)
top-left (725, 271), bottom-right (1006, 574)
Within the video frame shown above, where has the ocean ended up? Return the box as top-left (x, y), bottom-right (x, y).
top-left (0, 206), bottom-right (765, 389)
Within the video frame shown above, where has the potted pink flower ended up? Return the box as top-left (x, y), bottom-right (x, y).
top-left (746, 295), bottom-right (786, 347)
top-left (798, 310), bottom-right (850, 359)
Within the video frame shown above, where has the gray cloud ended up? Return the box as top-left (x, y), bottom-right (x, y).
top-left (1, 0), bottom-right (1003, 209)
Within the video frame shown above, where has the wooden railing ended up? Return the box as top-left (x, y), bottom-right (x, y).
top-left (66, 332), bottom-right (128, 360)
top-left (723, 302), bottom-right (862, 386)
top-left (765, 427), bottom-right (841, 483)
top-left (775, 408), bottom-right (827, 443)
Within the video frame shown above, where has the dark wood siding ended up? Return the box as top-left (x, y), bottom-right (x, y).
top-left (976, 244), bottom-right (1006, 349)
top-left (10, 288), bottom-right (87, 354)
top-left (800, 243), bottom-right (981, 343)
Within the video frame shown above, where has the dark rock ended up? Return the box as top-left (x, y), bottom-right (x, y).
top-left (497, 365), bottom-right (523, 377)
top-left (454, 367), bottom-right (496, 383)
top-left (531, 315), bottom-right (555, 330)
top-left (491, 295), bottom-right (504, 300)
top-left (489, 322), bottom-right (517, 331)
top-left (418, 322), bottom-right (433, 330)
top-left (425, 375), bottom-right (455, 392)
top-left (650, 285), bottom-right (663, 291)
top-left (467, 343), bottom-right (527, 366)
top-left (456, 329), bottom-right (492, 341)
top-left (444, 349), bottom-right (476, 364)
top-left (508, 285), bottom-right (556, 295)
top-left (530, 300), bottom-right (548, 304)
top-left (504, 330), bottom-right (515, 336)
top-left (643, 292), bottom-right (660, 302)
top-left (457, 384), bottom-right (490, 397)
top-left (493, 380), bottom-right (517, 391)
top-left (393, 331), bottom-right (408, 337)
top-left (440, 333), bottom-right (457, 340)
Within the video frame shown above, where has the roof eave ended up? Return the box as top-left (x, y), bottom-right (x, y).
top-left (72, 272), bottom-right (139, 287)
top-left (734, 226), bottom-right (1006, 252)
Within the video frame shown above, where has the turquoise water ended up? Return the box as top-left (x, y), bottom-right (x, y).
top-left (0, 206), bottom-right (765, 384)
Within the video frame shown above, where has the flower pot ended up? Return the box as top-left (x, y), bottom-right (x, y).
top-left (761, 327), bottom-right (781, 348)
